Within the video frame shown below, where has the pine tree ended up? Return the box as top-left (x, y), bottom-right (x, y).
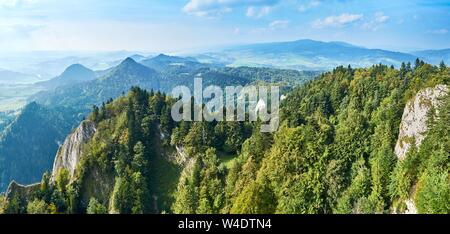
top-left (27, 199), bottom-right (50, 214)
top-left (439, 60), bottom-right (446, 71)
top-left (87, 198), bottom-right (108, 214)
top-left (132, 142), bottom-right (147, 174)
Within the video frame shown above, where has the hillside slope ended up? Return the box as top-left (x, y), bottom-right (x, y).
top-left (1, 61), bottom-right (448, 214)
top-left (0, 102), bottom-right (81, 191)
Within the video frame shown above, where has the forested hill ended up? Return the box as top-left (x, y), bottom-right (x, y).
top-left (0, 57), bottom-right (319, 196)
top-left (0, 103), bottom-right (81, 191)
top-left (32, 57), bottom-right (320, 111)
top-left (1, 60), bottom-right (448, 214)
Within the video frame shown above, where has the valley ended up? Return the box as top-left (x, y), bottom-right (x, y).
top-left (0, 84), bottom-right (44, 112)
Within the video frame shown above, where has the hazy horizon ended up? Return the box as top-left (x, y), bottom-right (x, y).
top-left (0, 38), bottom-right (448, 57)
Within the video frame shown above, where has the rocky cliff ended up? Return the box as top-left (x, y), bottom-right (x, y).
top-left (51, 120), bottom-right (96, 181)
top-left (5, 181), bottom-right (40, 201)
top-left (393, 84), bottom-right (448, 214)
top-left (394, 84), bottom-right (448, 160)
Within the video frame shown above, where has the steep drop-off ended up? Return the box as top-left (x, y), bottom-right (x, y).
top-left (395, 84), bottom-right (448, 160)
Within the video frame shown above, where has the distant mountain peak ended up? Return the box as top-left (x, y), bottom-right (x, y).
top-left (35, 63), bottom-right (96, 89)
top-left (24, 101), bottom-right (39, 110)
top-left (61, 64), bottom-right (92, 76)
top-left (140, 54), bottom-right (206, 72)
top-left (113, 57), bottom-right (151, 72)
top-left (59, 63), bottom-right (95, 81)
top-left (129, 54), bottom-right (146, 62)
top-left (110, 57), bottom-right (157, 78)
top-left (151, 54), bottom-right (185, 62)
top-left (19, 102), bottom-right (46, 119)
top-left (292, 39), bottom-right (319, 43)
top-left (155, 53), bottom-right (171, 59)
top-left (328, 41), bottom-right (360, 48)
top-left (121, 57), bottom-right (138, 65)
top-left (66, 63), bottom-right (86, 69)
top-left (151, 54), bottom-right (197, 62)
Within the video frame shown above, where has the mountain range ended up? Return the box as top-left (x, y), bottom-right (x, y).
top-left (1, 59), bottom-right (448, 214)
top-left (0, 51), bottom-right (150, 80)
top-left (140, 54), bottom-right (209, 72)
top-left (0, 39), bottom-right (449, 194)
top-left (196, 39), bottom-right (450, 70)
top-left (0, 69), bottom-right (41, 84)
top-left (1, 39), bottom-right (449, 84)
top-left (412, 49), bottom-right (450, 65)
top-left (0, 55), bottom-right (319, 191)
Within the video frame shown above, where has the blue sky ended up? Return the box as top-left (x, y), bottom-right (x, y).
top-left (0, 0), bottom-right (449, 53)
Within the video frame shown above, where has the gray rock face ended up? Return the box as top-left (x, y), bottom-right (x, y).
top-left (394, 84), bottom-right (448, 160)
top-left (393, 84), bottom-right (448, 214)
top-left (51, 120), bottom-right (96, 181)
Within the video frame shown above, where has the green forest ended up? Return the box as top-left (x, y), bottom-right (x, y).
top-left (1, 60), bottom-right (449, 214)
top-left (0, 59), bottom-right (319, 192)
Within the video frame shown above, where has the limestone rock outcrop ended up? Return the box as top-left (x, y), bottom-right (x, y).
top-left (393, 84), bottom-right (448, 214)
top-left (51, 120), bottom-right (96, 181)
top-left (394, 84), bottom-right (448, 160)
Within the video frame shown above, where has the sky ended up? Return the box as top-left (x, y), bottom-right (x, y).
top-left (0, 0), bottom-right (449, 53)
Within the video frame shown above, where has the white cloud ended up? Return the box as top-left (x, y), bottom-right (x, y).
top-left (427, 29), bottom-right (448, 35)
top-left (246, 5), bottom-right (272, 18)
top-left (249, 20), bottom-right (289, 34)
top-left (183, 0), bottom-right (279, 18)
top-left (298, 0), bottom-right (320, 12)
top-left (362, 12), bottom-right (390, 31)
top-left (188, 6), bottom-right (232, 18)
top-left (374, 12), bottom-right (389, 23)
top-left (269, 20), bottom-right (289, 29)
top-left (312, 13), bottom-right (363, 28)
